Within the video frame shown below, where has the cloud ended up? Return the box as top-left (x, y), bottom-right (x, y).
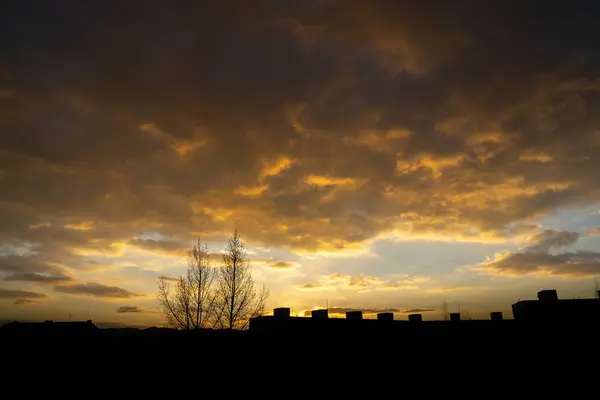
top-left (13, 299), bottom-right (35, 305)
top-left (588, 227), bottom-right (600, 237)
top-left (402, 308), bottom-right (435, 313)
top-left (128, 238), bottom-right (189, 256)
top-left (268, 261), bottom-right (298, 269)
top-left (297, 273), bottom-right (430, 291)
top-left (0, 1), bottom-right (599, 261)
top-left (0, 288), bottom-right (46, 300)
top-left (4, 272), bottom-right (72, 283)
top-left (477, 251), bottom-right (600, 278)
top-left (475, 229), bottom-right (600, 277)
top-left (0, 254), bottom-right (73, 283)
top-left (54, 283), bottom-right (138, 298)
top-left (3, 1), bottom-right (600, 319)
top-left (297, 283), bottom-right (324, 290)
top-left (158, 276), bottom-right (179, 282)
top-left (527, 229), bottom-right (580, 252)
top-left (116, 306), bottom-right (142, 313)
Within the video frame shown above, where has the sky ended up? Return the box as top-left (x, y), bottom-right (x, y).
top-left (2, 0), bottom-right (600, 327)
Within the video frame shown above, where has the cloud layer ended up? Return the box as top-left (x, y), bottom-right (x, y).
top-left (54, 283), bottom-right (138, 298)
top-left (476, 229), bottom-right (600, 277)
top-left (2, 2), bottom-right (600, 316)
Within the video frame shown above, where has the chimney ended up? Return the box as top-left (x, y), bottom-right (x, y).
top-left (273, 307), bottom-right (291, 318)
top-left (377, 312), bottom-right (394, 321)
top-left (490, 312), bottom-right (503, 321)
top-left (346, 311), bottom-right (363, 320)
top-left (537, 289), bottom-right (558, 301)
top-left (450, 313), bottom-right (461, 322)
top-left (311, 309), bottom-right (328, 319)
top-left (408, 314), bottom-right (423, 322)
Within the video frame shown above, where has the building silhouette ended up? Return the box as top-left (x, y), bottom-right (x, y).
top-left (512, 289), bottom-right (600, 322)
top-left (249, 289), bottom-right (600, 339)
top-left (1, 289), bottom-right (598, 343)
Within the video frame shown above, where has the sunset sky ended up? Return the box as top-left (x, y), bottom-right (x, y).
top-left (2, 1), bottom-right (600, 327)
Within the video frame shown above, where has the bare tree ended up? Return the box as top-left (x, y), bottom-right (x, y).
top-left (216, 229), bottom-right (269, 330)
top-left (157, 240), bottom-right (217, 329)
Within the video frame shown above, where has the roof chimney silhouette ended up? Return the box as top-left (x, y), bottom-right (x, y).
top-left (377, 312), bottom-right (394, 321)
top-left (311, 309), bottom-right (328, 319)
top-left (346, 311), bottom-right (363, 320)
top-left (273, 307), bottom-right (291, 318)
top-left (408, 314), bottom-right (423, 322)
top-left (490, 312), bottom-right (503, 321)
top-left (537, 289), bottom-right (558, 301)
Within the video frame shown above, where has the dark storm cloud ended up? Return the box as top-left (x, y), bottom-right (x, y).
top-left (1, 0), bottom-right (600, 257)
top-left (54, 282), bottom-right (138, 298)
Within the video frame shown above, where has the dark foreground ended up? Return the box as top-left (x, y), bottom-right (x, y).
top-left (2, 320), bottom-right (597, 360)
top-left (1, 324), bottom-right (595, 393)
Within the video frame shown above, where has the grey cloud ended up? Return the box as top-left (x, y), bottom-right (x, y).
top-left (269, 261), bottom-right (295, 269)
top-left (13, 299), bottom-right (34, 305)
top-left (482, 251), bottom-right (600, 277)
top-left (54, 283), bottom-right (138, 298)
top-left (158, 276), bottom-right (179, 282)
top-left (4, 272), bottom-right (72, 283)
top-left (478, 229), bottom-right (600, 277)
top-left (402, 308), bottom-right (435, 314)
top-left (297, 283), bottom-right (322, 289)
top-left (0, 288), bottom-right (46, 299)
top-left (527, 229), bottom-right (580, 252)
top-left (117, 306), bottom-right (142, 313)
top-left (0, 254), bottom-right (73, 283)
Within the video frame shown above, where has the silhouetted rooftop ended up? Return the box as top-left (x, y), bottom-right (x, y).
top-left (0, 320), bottom-right (100, 336)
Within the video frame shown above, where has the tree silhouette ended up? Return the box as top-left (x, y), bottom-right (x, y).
top-left (216, 230), bottom-right (269, 329)
top-left (157, 240), bottom-right (217, 329)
